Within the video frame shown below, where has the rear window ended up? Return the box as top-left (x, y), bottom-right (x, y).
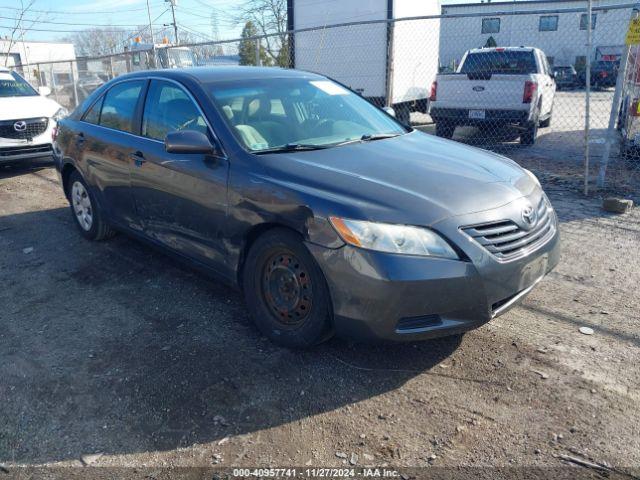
top-left (460, 51), bottom-right (538, 75)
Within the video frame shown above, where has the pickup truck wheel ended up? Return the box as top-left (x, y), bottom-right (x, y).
top-left (539, 114), bottom-right (552, 128)
top-left (395, 106), bottom-right (411, 125)
top-left (68, 171), bottom-right (115, 241)
top-left (520, 122), bottom-right (538, 146)
top-left (242, 228), bottom-right (333, 349)
top-left (435, 121), bottom-right (455, 139)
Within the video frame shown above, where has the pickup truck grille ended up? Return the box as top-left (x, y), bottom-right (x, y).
top-left (461, 198), bottom-right (555, 261)
top-left (0, 118), bottom-right (49, 140)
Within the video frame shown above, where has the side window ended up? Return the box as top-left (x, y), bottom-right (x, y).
top-left (82, 96), bottom-right (103, 125)
top-left (99, 80), bottom-right (144, 133)
top-left (142, 80), bottom-right (208, 141)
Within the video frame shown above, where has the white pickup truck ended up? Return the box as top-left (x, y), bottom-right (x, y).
top-left (429, 47), bottom-right (556, 145)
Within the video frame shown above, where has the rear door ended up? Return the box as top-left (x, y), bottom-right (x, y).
top-left (129, 79), bottom-right (229, 271)
top-left (77, 79), bottom-right (145, 230)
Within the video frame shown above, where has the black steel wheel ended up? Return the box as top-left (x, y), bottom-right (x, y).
top-left (242, 228), bottom-right (333, 348)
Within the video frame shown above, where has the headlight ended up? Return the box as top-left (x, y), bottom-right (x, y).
top-left (52, 107), bottom-right (68, 122)
top-left (329, 217), bottom-right (459, 259)
top-left (524, 169), bottom-right (541, 187)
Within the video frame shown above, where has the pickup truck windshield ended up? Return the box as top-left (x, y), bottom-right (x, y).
top-left (209, 77), bottom-right (406, 152)
top-left (460, 51), bottom-right (537, 75)
top-left (0, 71), bottom-right (38, 97)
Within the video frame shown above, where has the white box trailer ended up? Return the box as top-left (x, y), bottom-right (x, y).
top-left (289, 0), bottom-right (441, 123)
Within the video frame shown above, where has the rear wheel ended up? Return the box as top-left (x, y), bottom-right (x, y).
top-left (435, 121), bottom-right (455, 139)
top-left (242, 229), bottom-right (333, 348)
top-left (68, 171), bottom-right (115, 241)
top-left (520, 121), bottom-right (538, 145)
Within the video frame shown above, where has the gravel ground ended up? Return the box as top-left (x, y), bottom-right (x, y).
top-left (0, 162), bottom-right (639, 477)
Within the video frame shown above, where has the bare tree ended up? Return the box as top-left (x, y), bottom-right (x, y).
top-left (63, 28), bottom-right (133, 57)
top-left (3, 0), bottom-right (41, 67)
top-left (235, 0), bottom-right (289, 66)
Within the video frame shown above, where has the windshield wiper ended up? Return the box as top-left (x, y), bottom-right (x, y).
top-left (332, 133), bottom-right (402, 148)
top-left (360, 133), bottom-right (401, 141)
top-left (254, 143), bottom-right (331, 154)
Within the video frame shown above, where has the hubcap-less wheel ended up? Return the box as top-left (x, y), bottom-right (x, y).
top-left (262, 252), bottom-right (312, 327)
top-left (71, 181), bottom-right (93, 231)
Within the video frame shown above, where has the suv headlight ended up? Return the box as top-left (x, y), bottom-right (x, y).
top-left (329, 217), bottom-right (459, 259)
top-left (52, 107), bottom-right (68, 122)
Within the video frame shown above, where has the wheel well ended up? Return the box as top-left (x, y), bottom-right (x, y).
top-left (61, 163), bottom-right (78, 200)
top-left (236, 223), bottom-right (303, 288)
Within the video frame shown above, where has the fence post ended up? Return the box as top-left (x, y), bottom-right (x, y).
top-left (597, 43), bottom-right (631, 188)
top-left (69, 61), bottom-right (79, 108)
top-left (584, 0), bottom-right (593, 196)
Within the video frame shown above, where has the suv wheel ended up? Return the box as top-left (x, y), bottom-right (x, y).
top-left (242, 229), bottom-right (333, 348)
top-left (68, 171), bottom-right (115, 240)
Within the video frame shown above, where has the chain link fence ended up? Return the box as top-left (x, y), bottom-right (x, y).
top-left (11, 2), bottom-right (640, 199)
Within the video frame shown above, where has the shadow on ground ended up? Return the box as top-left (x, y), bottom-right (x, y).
top-left (0, 206), bottom-right (462, 464)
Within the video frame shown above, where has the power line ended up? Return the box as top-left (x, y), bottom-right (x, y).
top-left (0, 3), bottom-right (166, 15)
top-left (0, 14), bottom-right (158, 27)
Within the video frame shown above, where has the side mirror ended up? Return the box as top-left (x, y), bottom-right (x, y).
top-left (382, 106), bottom-right (396, 117)
top-left (164, 130), bottom-right (218, 155)
top-left (38, 86), bottom-right (51, 96)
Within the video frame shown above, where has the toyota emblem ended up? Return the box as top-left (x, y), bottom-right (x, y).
top-left (521, 204), bottom-right (537, 227)
top-left (13, 121), bottom-right (27, 132)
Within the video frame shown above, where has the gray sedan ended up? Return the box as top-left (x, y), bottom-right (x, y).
top-left (54, 67), bottom-right (560, 348)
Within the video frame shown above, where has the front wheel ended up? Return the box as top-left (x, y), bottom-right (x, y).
top-left (68, 171), bottom-right (115, 241)
top-left (242, 229), bottom-right (333, 348)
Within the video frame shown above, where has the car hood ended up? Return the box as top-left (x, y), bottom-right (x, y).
top-left (0, 95), bottom-right (62, 121)
top-left (258, 130), bottom-right (538, 225)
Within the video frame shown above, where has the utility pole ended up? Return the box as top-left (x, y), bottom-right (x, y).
top-left (166, 0), bottom-right (179, 45)
top-left (146, 0), bottom-right (156, 67)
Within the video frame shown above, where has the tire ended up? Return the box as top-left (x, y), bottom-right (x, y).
top-left (435, 121), bottom-right (455, 139)
top-left (520, 121), bottom-right (538, 146)
top-left (242, 228), bottom-right (333, 348)
top-left (539, 114), bottom-right (552, 128)
top-left (67, 171), bottom-right (115, 241)
top-left (395, 105), bottom-right (411, 125)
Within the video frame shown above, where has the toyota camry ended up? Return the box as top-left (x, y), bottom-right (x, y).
top-left (54, 67), bottom-right (560, 348)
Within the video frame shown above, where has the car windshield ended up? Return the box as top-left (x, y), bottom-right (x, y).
top-left (208, 77), bottom-right (406, 152)
top-left (460, 51), bottom-right (537, 75)
top-left (0, 71), bottom-right (38, 97)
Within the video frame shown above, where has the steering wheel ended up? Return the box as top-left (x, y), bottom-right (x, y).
top-left (310, 119), bottom-right (334, 137)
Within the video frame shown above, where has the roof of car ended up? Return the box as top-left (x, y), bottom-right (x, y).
top-left (467, 46), bottom-right (538, 54)
top-left (122, 66), bottom-right (324, 84)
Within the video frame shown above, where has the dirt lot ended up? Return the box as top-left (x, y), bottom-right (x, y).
top-left (0, 162), bottom-right (639, 477)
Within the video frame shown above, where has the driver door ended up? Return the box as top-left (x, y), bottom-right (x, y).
top-left (129, 79), bottom-right (229, 271)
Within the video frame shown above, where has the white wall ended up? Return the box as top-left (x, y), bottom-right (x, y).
top-left (391, 0), bottom-right (440, 103)
top-left (440, 0), bottom-right (635, 68)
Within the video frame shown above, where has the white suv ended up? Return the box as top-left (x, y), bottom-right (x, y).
top-left (0, 67), bottom-right (67, 165)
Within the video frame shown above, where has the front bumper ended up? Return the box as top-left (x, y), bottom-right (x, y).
top-left (307, 195), bottom-right (561, 342)
top-left (0, 143), bottom-right (54, 164)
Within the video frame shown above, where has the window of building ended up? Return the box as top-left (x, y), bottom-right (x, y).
top-left (481, 18), bottom-right (501, 34)
top-left (539, 15), bottom-right (558, 32)
top-left (580, 13), bottom-right (597, 30)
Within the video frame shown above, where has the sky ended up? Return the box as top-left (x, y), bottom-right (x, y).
top-left (0, 0), bottom-right (528, 44)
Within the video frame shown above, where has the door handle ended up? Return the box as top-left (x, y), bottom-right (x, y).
top-left (75, 132), bottom-right (85, 146)
top-left (130, 151), bottom-right (146, 167)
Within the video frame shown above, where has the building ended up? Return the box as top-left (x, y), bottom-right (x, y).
top-left (0, 38), bottom-right (76, 86)
top-left (439, 0), bottom-right (638, 70)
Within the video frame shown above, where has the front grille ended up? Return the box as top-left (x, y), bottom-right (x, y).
top-left (0, 118), bottom-right (49, 140)
top-left (0, 144), bottom-right (52, 157)
top-left (461, 198), bottom-right (556, 262)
